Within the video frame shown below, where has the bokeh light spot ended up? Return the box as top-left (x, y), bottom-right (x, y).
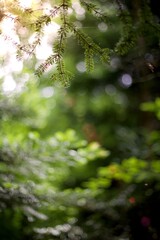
top-left (98, 22), bottom-right (108, 32)
top-left (120, 74), bottom-right (132, 88)
top-left (41, 87), bottom-right (54, 98)
top-left (76, 61), bottom-right (86, 72)
top-left (2, 75), bottom-right (16, 92)
top-left (141, 216), bottom-right (151, 227)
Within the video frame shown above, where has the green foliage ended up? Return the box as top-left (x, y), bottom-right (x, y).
top-left (141, 98), bottom-right (160, 120)
top-left (2, 80), bottom-right (160, 239)
top-left (0, 0), bottom-right (160, 239)
top-left (0, 83), bottom-right (110, 238)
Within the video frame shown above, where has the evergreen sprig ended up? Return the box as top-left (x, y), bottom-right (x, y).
top-left (35, 54), bottom-right (59, 77)
top-left (69, 23), bottom-right (110, 72)
top-left (50, 0), bottom-right (72, 85)
top-left (80, 0), bottom-right (108, 22)
top-left (114, 8), bottom-right (136, 55)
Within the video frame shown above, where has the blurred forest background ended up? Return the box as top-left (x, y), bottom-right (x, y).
top-left (0, 0), bottom-right (160, 239)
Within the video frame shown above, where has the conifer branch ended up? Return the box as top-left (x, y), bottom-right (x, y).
top-left (0, 0), bottom-right (111, 83)
top-left (49, 0), bottom-right (72, 86)
top-left (79, 0), bottom-right (108, 22)
top-left (69, 23), bottom-right (110, 72)
top-left (114, 1), bottom-right (136, 55)
top-left (139, 1), bottom-right (160, 37)
top-left (35, 54), bottom-right (59, 77)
